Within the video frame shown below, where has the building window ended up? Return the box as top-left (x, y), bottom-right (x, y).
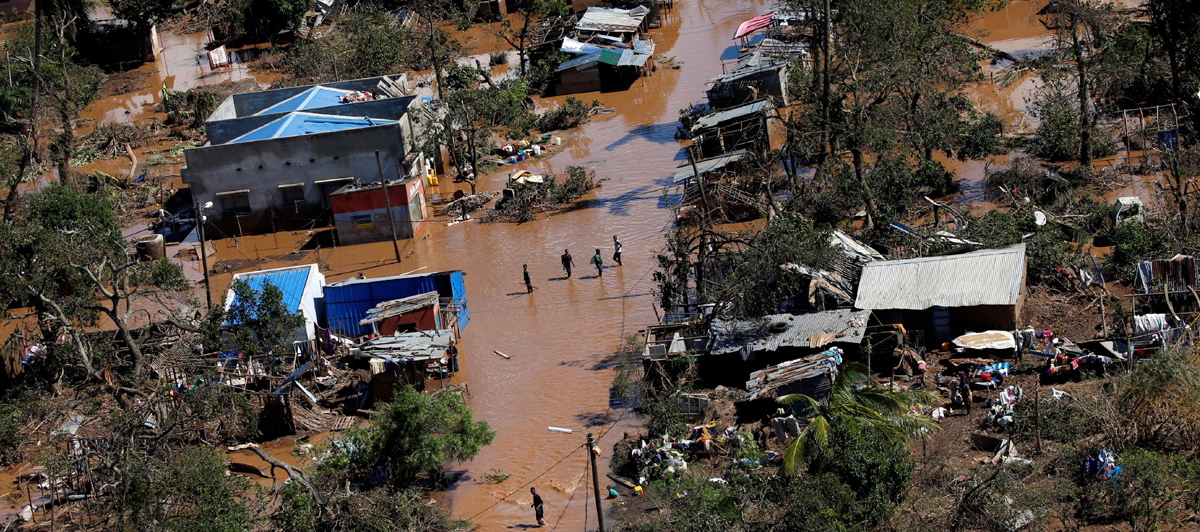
top-left (217, 190), bottom-right (251, 216)
top-left (351, 214), bottom-right (373, 229)
top-left (279, 184), bottom-right (305, 204)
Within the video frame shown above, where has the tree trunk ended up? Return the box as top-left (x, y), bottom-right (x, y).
top-left (1070, 12), bottom-right (1093, 168)
top-left (109, 306), bottom-right (145, 376)
top-left (4, 0), bottom-right (43, 221)
top-left (851, 147), bottom-right (876, 229)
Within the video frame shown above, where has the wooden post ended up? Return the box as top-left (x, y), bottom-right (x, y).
top-left (588, 432), bottom-right (606, 531)
top-left (374, 150), bottom-right (403, 264)
top-left (1034, 380), bottom-right (1042, 454)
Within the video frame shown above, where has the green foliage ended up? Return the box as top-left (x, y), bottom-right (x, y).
top-left (535, 97), bottom-right (600, 132)
top-left (217, 279), bottom-right (307, 365)
top-left (712, 213), bottom-right (839, 316)
top-left (777, 363), bottom-right (938, 476)
top-left (274, 483), bottom-right (460, 532)
top-left (109, 0), bottom-right (175, 29)
top-left (320, 388), bottom-right (495, 487)
top-left (281, 6), bottom-right (409, 84)
top-left (108, 446), bottom-right (254, 530)
top-left (1077, 448), bottom-right (1200, 529)
top-left (1108, 220), bottom-right (1160, 282)
top-left (811, 422), bottom-right (915, 525)
top-left (1012, 398), bottom-right (1095, 444)
top-left (1031, 81), bottom-right (1116, 162)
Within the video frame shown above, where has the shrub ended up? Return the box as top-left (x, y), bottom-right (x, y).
top-left (535, 97), bottom-right (600, 132)
top-left (488, 50), bottom-right (507, 66)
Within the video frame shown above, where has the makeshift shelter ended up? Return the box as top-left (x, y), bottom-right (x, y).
top-left (705, 43), bottom-right (800, 109)
top-left (573, 5), bottom-right (650, 42)
top-left (672, 149), bottom-right (751, 185)
top-left (554, 39), bottom-right (655, 94)
top-left (357, 330), bottom-right (456, 394)
top-left (855, 245), bottom-right (1027, 341)
top-left (703, 309), bottom-right (869, 385)
top-left (743, 347), bottom-right (842, 401)
top-left (688, 100), bottom-right (777, 159)
top-left (324, 270), bottom-right (468, 337)
top-left (359, 291), bottom-right (441, 336)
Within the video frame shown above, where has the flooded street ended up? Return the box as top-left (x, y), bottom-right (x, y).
top-left (2, 0), bottom-right (1160, 527)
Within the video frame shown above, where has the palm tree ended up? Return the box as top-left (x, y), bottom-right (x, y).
top-left (776, 362), bottom-right (941, 475)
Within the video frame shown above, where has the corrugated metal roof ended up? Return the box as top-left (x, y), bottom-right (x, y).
top-left (691, 100), bottom-right (772, 131)
top-left (673, 149), bottom-right (749, 183)
top-left (360, 330), bottom-right (454, 361)
top-left (324, 271), bottom-right (467, 336)
top-left (744, 352), bottom-right (839, 400)
top-left (575, 6), bottom-right (648, 33)
top-left (229, 112), bottom-right (395, 144)
top-left (854, 244), bottom-right (1026, 310)
top-left (710, 309), bottom-right (870, 357)
top-left (360, 291), bottom-right (439, 326)
top-left (228, 264), bottom-right (317, 313)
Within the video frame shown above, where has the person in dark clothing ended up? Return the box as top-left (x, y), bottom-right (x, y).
top-left (592, 249), bottom-right (604, 277)
top-left (561, 249), bottom-right (575, 278)
top-left (612, 235), bottom-right (623, 266)
top-left (523, 264), bottom-right (533, 293)
top-left (531, 487), bottom-right (545, 526)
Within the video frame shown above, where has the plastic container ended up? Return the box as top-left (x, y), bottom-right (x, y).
top-left (553, 136), bottom-right (562, 145)
top-left (531, 145), bottom-right (542, 156)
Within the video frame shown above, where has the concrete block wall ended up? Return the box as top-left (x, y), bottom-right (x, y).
top-left (183, 125), bottom-right (405, 225)
top-left (334, 205), bottom-right (416, 245)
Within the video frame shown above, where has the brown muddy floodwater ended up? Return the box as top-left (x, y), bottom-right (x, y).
top-left (200, 1), bottom-right (771, 529)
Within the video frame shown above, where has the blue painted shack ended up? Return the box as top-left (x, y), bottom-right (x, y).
top-left (323, 270), bottom-right (468, 337)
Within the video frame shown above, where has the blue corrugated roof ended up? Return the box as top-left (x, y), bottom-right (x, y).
top-left (229, 112), bottom-right (396, 144)
top-left (228, 265), bottom-right (315, 313)
top-left (255, 86), bottom-right (354, 115)
top-left (323, 270), bottom-right (468, 336)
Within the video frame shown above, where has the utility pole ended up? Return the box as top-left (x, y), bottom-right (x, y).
top-left (374, 150), bottom-right (403, 264)
top-left (587, 432), bottom-right (605, 531)
top-left (195, 201), bottom-right (212, 308)
top-left (465, 125), bottom-right (478, 195)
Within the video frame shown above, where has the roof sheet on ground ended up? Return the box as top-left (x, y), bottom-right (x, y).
top-left (227, 264), bottom-right (316, 313)
top-left (854, 244), bottom-right (1026, 310)
top-left (710, 309), bottom-right (871, 357)
top-left (673, 149), bottom-right (750, 183)
top-left (229, 112), bottom-right (396, 144)
top-left (255, 86), bottom-right (355, 115)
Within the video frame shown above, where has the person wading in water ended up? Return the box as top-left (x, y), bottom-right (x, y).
top-left (561, 249), bottom-right (575, 278)
top-left (531, 487), bottom-right (545, 526)
top-left (592, 249), bottom-right (604, 277)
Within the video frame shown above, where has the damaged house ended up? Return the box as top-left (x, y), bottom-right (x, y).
top-left (324, 271), bottom-right (469, 338)
top-left (700, 308), bottom-right (870, 386)
top-left (855, 244), bottom-right (1027, 342)
top-left (686, 99), bottom-right (780, 160)
top-left (181, 75), bottom-right (422, 235)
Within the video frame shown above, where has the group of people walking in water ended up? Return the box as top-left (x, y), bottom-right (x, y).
top-left (523, 235), bottom-right (623, 293)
